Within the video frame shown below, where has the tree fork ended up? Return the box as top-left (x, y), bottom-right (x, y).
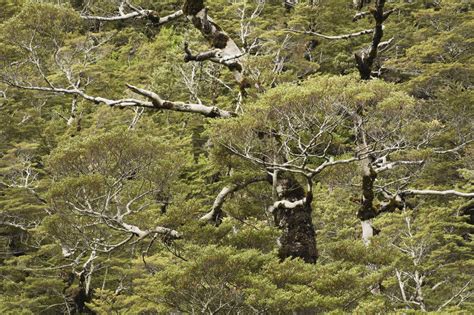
top-left (183, 0), bottom-right (246, 85)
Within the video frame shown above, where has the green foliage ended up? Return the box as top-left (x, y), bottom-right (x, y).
top-left (0, 0), bottom-right (472, 313)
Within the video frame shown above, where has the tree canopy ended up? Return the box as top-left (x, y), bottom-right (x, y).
top-left (0, 0), bottom-right (473, 313)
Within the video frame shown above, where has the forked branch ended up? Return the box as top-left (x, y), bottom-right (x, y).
top-left (5, 80), bottom-right (236, 118)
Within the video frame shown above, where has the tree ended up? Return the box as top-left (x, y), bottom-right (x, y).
top-left (0, 0), bottom-right (472, 313)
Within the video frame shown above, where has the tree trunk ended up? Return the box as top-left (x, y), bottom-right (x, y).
top-left (271, 175), bottom-right (318, 263)
top-left (358, 157), bottom-right (378, 245)
top-left (182, 0), bottom-right (246, 87)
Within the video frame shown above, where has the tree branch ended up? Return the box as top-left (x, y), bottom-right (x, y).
top-left (374, 159), bottom-right (424, 173)
top-left (5, 81), bottom-right (236, 118)
top-left (81, 7), bottom-right (183, 25)
top-left (200, 176), bottom-right (267, 223)
top-left (354, 0), bottom-right (393, 80)
top-left (120, 221), bottom-right (181, 240)
top-left (126, 84), bottom-right (237, 118)
top-left (401, 189), bottom-right (474, 198)
top-left (287, 28), bottom-right (374, 40)
top-left (183, 3), bottom-right (245, 85)
top-left (434, 140), bottom-right (473, 155)
top-left (437, 280), bottom-right (472, 311)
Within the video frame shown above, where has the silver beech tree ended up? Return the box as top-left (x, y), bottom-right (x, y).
top-left (0, 0), bottom-right (472, 313)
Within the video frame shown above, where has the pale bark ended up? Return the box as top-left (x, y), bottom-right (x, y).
top-left (401, 189), bottom-right (474, 198)
top-left (120, 222), bottom-right (181, 240)
top-left (361, 220), bottom-right (374, 245)
top-left (81, 9), bottom-right (183, 25)
top-left (200, 176), bottom-right (267, 223)
top-left (7, 81), bottom-right (236, 118)
top-left (127, 84), bottom-right (237, 118)
top-left (183, 1), bottom-right (246, 86)
top-left (434, 140), bottom-right (473, 155)
top-left (288, 28), bottom-right (374, 40)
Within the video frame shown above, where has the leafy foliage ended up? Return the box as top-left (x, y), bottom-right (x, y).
top-left (0, 0), bottom-right (472, 313)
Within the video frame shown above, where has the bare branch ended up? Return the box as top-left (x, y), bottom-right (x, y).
top-left (126, 84), bottom-right (237, 118)
top-left (438, 280), bottom-right (472, 311)
top-left (401, 189), bottom-right (474, 198)
top-left (81, 7), bottom-right (183, 25)
top-left (200, 176), bottom-right (267, 223)
top-left (353, 11), bottom-right (371, 22)
top-left (434, 140), bottom-right (473, 155)
top-left (309, 156), bottom-right (360, 177)
top-left (4, 81), bottom-right (236, 118)
top-left (287, 28), bottom-right (374, 40)
top-left (374, 159), bottom-right (424, 173)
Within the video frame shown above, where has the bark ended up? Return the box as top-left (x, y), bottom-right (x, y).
top-left (401, 189), bottom-right (474, 198)
top-left (200, 176), bottom-right (267, 224)
top-left (64, 251), bottom-right (97, 314)
top-left (269, 174), bottom-right (318, 264)
top-left (7, 82), bottom-right (236, 118)
top-left (289, 28), bottom-right (374, 40)
top-left (126, 84), bottom-right (237, 118)
top-left (183, 1), bottom-right (247, 87)
top-left (358, 156), bottom-right (378, 245)
top-left (353, 1), bottom-right (394, 244)
top-left (354, 0), bottom-right (394, 80)
top-left (354, 108), bottom-right (378, 245)
top-left (357, 156), bottom-right (410, 244)
top-left (81, 9), bottom-right (183, 25)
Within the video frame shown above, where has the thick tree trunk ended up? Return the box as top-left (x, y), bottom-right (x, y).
top-left (64, 273), bottom-right (94, 314)
top-left (270, 175), bottom-right (318, 264)
top-left (358, 157), bottom-right (378, 245)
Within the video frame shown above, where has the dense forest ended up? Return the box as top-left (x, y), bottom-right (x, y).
top-left (0, 0), bottom-right (473, 313)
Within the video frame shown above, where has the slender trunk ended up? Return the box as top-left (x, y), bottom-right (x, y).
top-left (355, 107), bottom-right (378, 244)
top-left (355, 116), bottom-right (382, 293)
top-left (414, 270), bottom-right (426, 311)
